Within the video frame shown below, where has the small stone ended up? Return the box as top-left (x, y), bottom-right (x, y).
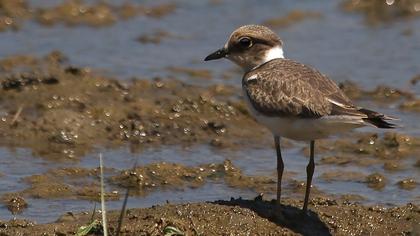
top-left (383, 161), bottom-right (401, 171)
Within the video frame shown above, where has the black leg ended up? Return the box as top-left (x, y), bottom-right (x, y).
top-left (274, 136), bottom-right (284, 204)
top-left (303, 140), bottom-right (315, 212)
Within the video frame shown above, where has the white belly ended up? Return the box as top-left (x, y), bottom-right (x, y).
top-left (253, 114), bottom-right (364, 140)
top-left (242, 90), bottom-right (365, 140)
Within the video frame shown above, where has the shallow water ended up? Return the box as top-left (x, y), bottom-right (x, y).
top-left (0, 0), bottom-right (419, 223)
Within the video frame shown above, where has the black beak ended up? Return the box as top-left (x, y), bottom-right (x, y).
top-left (204, 48), bottom-right (227, 61)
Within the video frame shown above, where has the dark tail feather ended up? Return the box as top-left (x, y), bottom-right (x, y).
top-left (359, 108), bottom-right (397, 129)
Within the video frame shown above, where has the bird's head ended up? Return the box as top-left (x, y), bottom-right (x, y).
top-left (205, 25), bottom-right (284, 72)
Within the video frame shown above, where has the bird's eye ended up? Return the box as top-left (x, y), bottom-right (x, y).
top-left (239, 37), bottom-right (252, 48)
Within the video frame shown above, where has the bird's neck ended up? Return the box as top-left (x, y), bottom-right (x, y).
top-left (263, 46), bottom-right (284, 63)
top-left (244, 46), bottom-right (284, 72)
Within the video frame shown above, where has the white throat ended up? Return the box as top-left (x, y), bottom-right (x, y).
top-left (263, 46), bottom-right (284, 63)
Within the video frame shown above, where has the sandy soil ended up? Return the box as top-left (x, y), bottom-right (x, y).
top-left (0, 197), bottom-right (418, 235)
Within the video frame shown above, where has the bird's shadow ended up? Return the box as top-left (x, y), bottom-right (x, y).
top-left (213, 197), bottom-right (331, 236)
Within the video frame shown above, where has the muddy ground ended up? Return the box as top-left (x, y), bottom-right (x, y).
top-left (0, 0), bottom-right (176, 31)
top-left (0, 197), bottom-right (418, 235)
top-left (0, 53), bottom-right (419, 235)
top-left (0, 51), bottom-right (271, 161)
top-left (1, 52), bottom-right (418, 160)
top-left (1, 0), bottom-right (419, 32)
top-left (341, 0), bottom-right (420, 26)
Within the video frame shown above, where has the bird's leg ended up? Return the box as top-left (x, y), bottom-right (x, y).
top-left (303, 140), bottom-right (315, 213)
top-left (274, 136), bottom-right (284, 204)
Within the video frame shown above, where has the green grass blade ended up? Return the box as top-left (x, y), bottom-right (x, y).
top-left (99, 153), bottom-right (108, 236)
top-left (163, 226), bottom-right (185, 236)
top-left (76, 219), bottom-right (99, 236)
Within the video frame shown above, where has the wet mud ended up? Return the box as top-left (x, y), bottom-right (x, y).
top-left (339, 80), bottom-right (415, 102)
top-left (111, 159), bottom-right (280, 198)
top-left (308, 132), bottom-right (420, 191)
top-left (305, 132), bottom-right (420, 161)
top-left (166, 67), bottom-right (213, 80)
top-left (2, 159), bottom-right (290, 206)
top-left (1, 167), bottom-right (119, 202)
top-left (341, 0), bottom-right (420, 25)
top-left (137, 30), bottom-right (174, 44)
top-left (0, 0), bottom-right (176, 31)
top-left (0, 0), bottom-right (30, 32)
top-left (1, 195), bottom-right (27, 215)
top-left (400, 99), bottom-right (420, 112)
top-left (0, 52), bottom-right (269, 160)
top-left (262, 10), bottom-right (322, 29)
top-left (35, 1), bottom-right (176, 27)
top-left (1, 53), bottom-right (417, 161)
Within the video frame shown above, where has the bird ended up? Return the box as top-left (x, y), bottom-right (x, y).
top-left (204, 25), bottom-right (396, 213)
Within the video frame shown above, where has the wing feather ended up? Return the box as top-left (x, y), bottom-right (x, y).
top-left (242, 59), bottom-right (362, 118)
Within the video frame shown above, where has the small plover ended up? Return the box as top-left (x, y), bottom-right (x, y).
top-left (205, 25), bottom-right (396, 213)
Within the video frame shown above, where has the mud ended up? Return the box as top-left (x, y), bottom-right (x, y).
top-left (411, 74), bottom-right (420, 85)
top-left (416, 159), bottom-right (420, 168)
top-left (310, 132), bottom-right (420, 161)
top-left (112, 162), bottom-right (219, 196)
top-left (339, 79), bottom-right (419, 116)
top-left (355, 132), bottom-right (420, 158)
top-left (400, 99), bottom-right (420, 112)
top-left (383, 160), bottom-right (403, 171)
top-left (4, 160), bottom-right (287, 204)
top-left (0, 0), bottom-right (177, 31)
top-left (313, 131), bottom-right (419, 191)
top-left (339, 80), bottom-right (415, 102)
top-left (35, 1), bottom-right (176, 27)
top-left (286, 179), bottom-right (322, 197)
top-left (0, 52), bottom-right (268, 160)
top-left (319, 171), bottom-right (366, 182)
top-left (0, 54), bottom-right (413, 162)
top-left (0, 0), bottom-right (30, 32)
top-left (341, 0), bottom-right (420, 26)
top-left (1, 195), bottom-right (27, 215)
top-left (0, 197), bottom-right (418, 236)
top-left (166, 67), bottom-right (213, 80)
top-left (111, 159), bottom-right (279, 198)
top-left (137, 30), bottom-right (173, 44)
top-left (365, 173), bottom-right (387, 190)
top-left (262, 10), bottom-right (322, 29)
top-left (2, 167), bottom-right (119, 202)
top-left (398, 178), bottom-right (418, 190)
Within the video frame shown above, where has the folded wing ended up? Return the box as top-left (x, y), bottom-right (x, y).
top-left (242, 59), bottom-right (396, 128)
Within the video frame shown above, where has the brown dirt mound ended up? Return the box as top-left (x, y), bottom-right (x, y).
top-left (0, 52), bottom-right (270, 160)
top-left (0, 197), bottom-right (418, 235)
